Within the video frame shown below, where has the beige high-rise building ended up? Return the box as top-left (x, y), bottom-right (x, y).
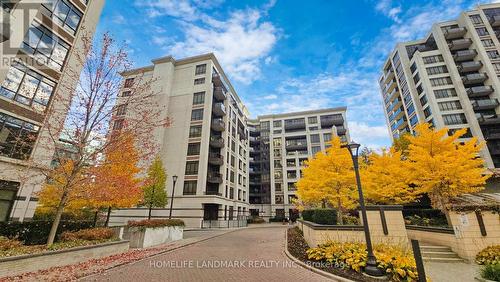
top-left (110, 54), bottom-right (351, 227)
top-left (0, 0), bottom-right (105, 221)
top-left (247, 108), bottom-right (349, 221)
top-left (379, 3), bottom-right (500, 170)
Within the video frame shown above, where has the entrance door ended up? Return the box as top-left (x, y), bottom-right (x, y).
top-left (203, 204), bottom-right (219, 220)
top-left (0, 180), bottom-right (19, 222)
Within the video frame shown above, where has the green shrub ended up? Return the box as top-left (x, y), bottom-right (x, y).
top-left (404, 215), bottom-right (448, 227)
top-left (247, 217), bottom-right (265, 224)
top-left (302, 210), bottom-right (314, 222)
top-left (311, 209), bottom-right (337, 225)
top-left (476, 245), bottom-right (500, 265)
top-left (480, 263), bottom-right (500, 282)
top-left (0, 221), bottom-right (94, 245)
top-left (342, 215), bottom-right (360, 225)
top-left (127, 219), bottom-right (185, 229)
top-left (61, 228), bottom-right (115, 242)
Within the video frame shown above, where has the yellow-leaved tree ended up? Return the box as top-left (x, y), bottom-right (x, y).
top-left (407, 123), bottom-right (490, 213)
top-left (296, 137), bottom-right (357, 224)
top-left (362, 148), bottom-right (418, 204)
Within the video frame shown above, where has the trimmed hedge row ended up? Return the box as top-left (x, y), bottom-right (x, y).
top-left (0, 221), bottom-right (94, 245)
top-left (302, 209), bottom-right (338, 225)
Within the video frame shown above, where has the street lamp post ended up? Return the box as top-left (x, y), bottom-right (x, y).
top-left (148, 184), bottom-right (155, 220)
top-left (343, 141), bottom-right (384, 277)
top-left (169, 175), bottom-right (178, 219)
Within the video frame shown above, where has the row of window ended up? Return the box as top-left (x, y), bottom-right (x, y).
top-left (443, 113), bottom-right (467, 125)
top-left (430, 77), bottom-right (452, 87)
top-left (0, 112), bottom-right (40, 160)
top-left (438, 100), bottom-right (462, 111)
top-left (426, 65), bottom-right (448, 76)
top-left (42, 0), bottom-right (83, 35)
top-left (0, 62), bottom-right (55, 112)
top-left (422, 55), bottom-right (444, 64)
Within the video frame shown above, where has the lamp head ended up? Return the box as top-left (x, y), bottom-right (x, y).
top-left (345, 141), bottom-right (361, 158)
top-left (173, 175), bottom-right (178, 182)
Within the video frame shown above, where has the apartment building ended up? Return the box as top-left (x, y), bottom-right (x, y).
top-left (110, 54), bottom-right (251, 228)
top-left (380, 3), bottom-right (500, 170)
top-left (248, 108), bottom-right (349, 221)
top-left (0, 0), bottom-right (105, 221)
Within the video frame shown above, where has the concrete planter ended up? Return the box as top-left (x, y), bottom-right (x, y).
top-left (125, 226), bottom-right (184, 248)
top-left (0, 240), bottom-right (129, 278)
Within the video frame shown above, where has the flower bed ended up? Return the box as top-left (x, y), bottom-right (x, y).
top-left (125, 219), bottom-right (184, 248)
top-left (476, 245), bottom-right (500, 282)
top-left (127, 219), bottom-right (185, 229)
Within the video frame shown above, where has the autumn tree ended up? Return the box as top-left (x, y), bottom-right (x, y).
top-left (393, 132), bottom-right (411, 158)
top-left (38, 32), bottom-right (168, 245)
top-left (362, 148), bottom-right (418, 204)
top-left (296, 137), bottom-right (358, 224)
top-left (86, 131), bottom-right (143, 223)
top-left (406, 123), bottom-right (490, 213)
top-left (142, 157), bottom-right (168, 208)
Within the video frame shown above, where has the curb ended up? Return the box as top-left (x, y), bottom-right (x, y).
top-left (283, 228), bottom-right (354, 282)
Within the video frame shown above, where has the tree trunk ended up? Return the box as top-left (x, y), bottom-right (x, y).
top-left (105, 206), bottom-right (112, 227)
top-left (337, 199), bottom-right (344, 225)
top-left (93, 210), bottom-right (99, 227)
top-left (46, 190), bottom-right (69, 246)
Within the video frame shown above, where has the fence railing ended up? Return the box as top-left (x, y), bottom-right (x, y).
top-left (201, 218), bottom-right (248, 229)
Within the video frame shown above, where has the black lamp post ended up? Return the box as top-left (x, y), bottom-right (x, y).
top-left (148, 184), bottom-right (155, 220)
top-left (343, 141), bottom-right (384, 277)
top-left (169, 175), bottom-right (178, 219)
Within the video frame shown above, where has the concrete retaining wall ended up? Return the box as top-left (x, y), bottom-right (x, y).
top-left (124, 226), bottom-right (184, 248)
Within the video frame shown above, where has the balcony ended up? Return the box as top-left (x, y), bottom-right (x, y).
top-left (284, 120), bottom-right (306, 130)
top-left (458, 61), bottom-right (482, 73)
top-left (484, 128), bottom-right (500, 140)
top-left (211, 118), bottom-right (225, 131)
top-left (320, 115), bottom-right (344, 128)
top-left (467, 85), bottom-right (494, 98)
top-left (249, 168), bottom-right (261, 174)
top-left (212, 103), bottom-right (226, 116)
top-left (208, 153), bottom-right (224, 165)
top-left (453, 49), bottom-right (477, 62)
top-left (462, 73), bottom-right (488, 85)
top-left (448, 38), bottom-right (472, 51)
top-left (386, 79), bottom-right (397, 93)
top-left (209, 136), bottom-right (224, 148)
top-left (384, 69), bottom-right (394, 84)
top-left (478, 114), bottom-right (500, 125)
top-left (207, 172), bottom-right (223, 184)
top-left (488, 144), bottom-right (500, 156)
top-left (386, 87), bottom-right (399, 104)
top-left (285, 139), bottom-right (308, 150)
top-left (472, 99), bottom-right (499, 111)
top-left (213, 87), bottom-right (227, 101)
top-left (444, 27), bottom-right (467, 40)
top-left (249, 136), bottom-right (260, 143)
top-left (212, 72), bottom-right (223, 87)
top-left (336, 126), bottom-right (347, 135)
top-left (490, 15), bottom-right (500, 27)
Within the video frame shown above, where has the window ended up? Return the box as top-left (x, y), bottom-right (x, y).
top-left (194, 78), bottom-right (205, 85)
top-left (287, 182), bottom-right (296, 191)
top-left (476, 27), bottom-right (489, 36)
top-left (124, 78), bottom-right (134, 88)
top-left (449, 128), bottom-right (473, 138)
top-left (311, 146), bottom-right (321, 155)
top-left (274, 159), bottom-right (282, 168)
top-left (470, 14), bottom-right (483, 25)
top-left (413, 72), bottom-right (420, 84)
top-left (487, 50), bottom-right (500, 60)
top-left (273, 138), bottom-right (281, 147)
top-left (273, 120), bottom-right (282, 127)
top-left (482, 39), bottom-right (495, 47)
top-left (0, 113), bottom-right (40, 160)
top-left (310, 134), bottom-right (320, 143)
top-left (121, 91), bottom-right (131, 97)
top-left (183, 181), bottom-right (197, 195)
top-left (493, 63), bottom-right (500, 72)
top-left (323, 133), bottom-right (332, 142)
top-left (0, 180), bottom-right (19, 222)
top-left (434, 88), bottom-right (457, 99)
top-left (275, 195), bottom-right (284, 204)
top-left (422, 55), bottom-right (444, 64)
top-left (22, 23), bottom-right (70, 71)
top-left (115, 104), bottom-right (127, 116)
top-left (308, 116), bottom-right (317, 124)
top-left (430, 77), bottom-right (452, 86)
top-left (189, 125), bottom-right (202, 138)
top-left (41, 0), bottom-right (82, 34)
top-left (420, 95), bottom-right (428, 107)
top-left (423, 107), bottom-right (432, 118)
top-left (185, 161), bottom-right (199, 175)
top-left (286, 159), bottom-right (296, 167)
top-left (410, 115), bottom-right (419, 127)
top-left (192, 92), bottom-right (205, 105)
top-left (410, 62), bottom-right (417, 74)
top-left (187, 143), bottom-right (200, 155)
top-left (426, 65), bottom-right (448, 75)
top-left (438, 101), bottom-right (462, 111)
top-left (416, 85), bottom-right (424, 95)
top-left (260, 121), bottom-right (270, 129)
top-left (113, 119), bottom-right (124, 130)
top-left (0, 62), bottom-right (55, 112)
top-left (275, 183), bottom-right (282, 191)
top-left (287, 170), bottom-right (297, 179)
top-left (191, 109), bottom-right (203, 121)
top-left (195, 64), bottom-right (206, 75)
top-left (443, 113), bottom-right (467, 125)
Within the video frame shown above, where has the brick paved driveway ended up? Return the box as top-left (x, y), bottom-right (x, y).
top-left (82, 226), bottom-right (328, 282)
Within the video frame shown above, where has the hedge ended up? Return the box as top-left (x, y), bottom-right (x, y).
top-left (269, 216), bottom-right (286, 222)
top-left (127, 219), bottom-right (185, 229)
top-left (0, 220), bottom-right (94, 245)
top-left (301, 210), bottom-right (314, 222)
top-left (311, 209), bottom-right (337, 225)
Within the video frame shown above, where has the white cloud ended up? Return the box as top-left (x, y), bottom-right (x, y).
top-left (112, 14), bottom-right (126, 24)
top-left (263, 94), bottom-right (277, 100)
top-left (348, 121), bottom-right (390, 149)
top-left (141, 0), bottom-right (197, 20)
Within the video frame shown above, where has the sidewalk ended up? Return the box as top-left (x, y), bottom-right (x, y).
top-left (0, 228), bottom-right (238, 282)
top-left (425, 261), bottom-right (480, 282)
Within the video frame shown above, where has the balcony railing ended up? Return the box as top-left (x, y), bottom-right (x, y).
top-left (336, 126), bottom-right (347, 135)
top-left (484, 128), bottom-right (500, 140)
top-left (444, 27), bottom-right (467, 40)
top-left (472, 99), bottom-right (499, 111)
top-left (490, 15), bottom-right (500, 27)
top-left (448, 38), bottom-right (472, 51)
top-left (208, 153), bottom-right (224, 165)
top-left (212, 103), bottom-right (226, 116)
top-left (209, 136), bottom-right (224, 148)
top-left (285, 139), bottom-right (308, 150)
top-left (477, 114), bottom-right (500, 125)
top-left (284, 120), bottom-right (306, 130)
top-left (212, 72), bottom-right (223, 87)
top-left (467, 85), bottom-right (494, 98)
top-left (320, 115), bottom-right (344, 128)
top-left (458, 61), bottom-right (482, 73)
top-left (211, 118), bottom-right (225, 131)
top-left (453, 49), bottom-right (477, 62)
top-left (462, 73), bottom-right (488, 85)
top-left (213, 86), bottom-right (227, 101)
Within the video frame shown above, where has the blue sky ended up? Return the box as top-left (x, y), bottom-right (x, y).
top-left (96, 0), bottom-right (498, 148)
